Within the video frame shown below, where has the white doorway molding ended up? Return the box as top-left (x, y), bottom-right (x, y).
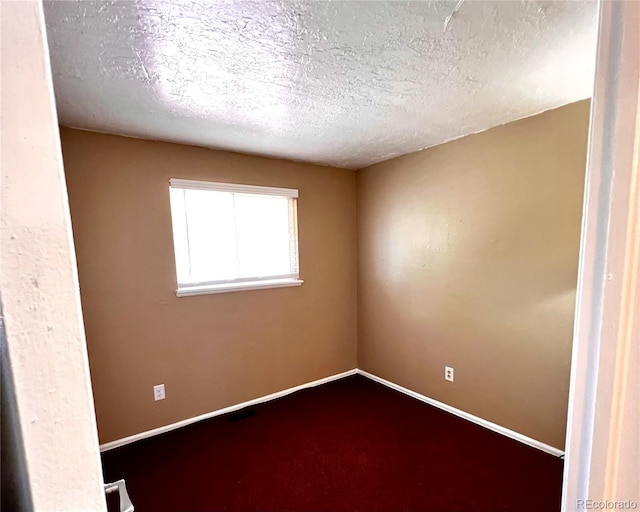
top-left (0, 1), bottom-right (107, 510)
top-left (562, 1), bottom-right (640, 510)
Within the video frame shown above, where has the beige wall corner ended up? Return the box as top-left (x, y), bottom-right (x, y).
top-left (563, 1), bottom-right (640, 509)
top-left (60, 129), bottom-right (357, 444)
top-left (0, 1), bottom-right (106, 510)
top-left (357, 100), bottom-right (591, 450)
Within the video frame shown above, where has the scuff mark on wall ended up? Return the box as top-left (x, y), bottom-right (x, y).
top-left (443, 0), bottom-right (465, 32)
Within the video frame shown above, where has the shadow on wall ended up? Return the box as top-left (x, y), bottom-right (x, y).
top-left (1, 314), bottom-right (34, 511)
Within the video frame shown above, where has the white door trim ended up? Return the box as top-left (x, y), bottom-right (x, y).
top-left (562, 1), bottom-right (640, 509)
top-left (1, 1), bottom-right (106, 510)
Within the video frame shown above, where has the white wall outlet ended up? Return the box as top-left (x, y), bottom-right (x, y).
top-left (445, 366), bottom-right (454, 382)
top-left (153, 384), bottom-right (165, 401)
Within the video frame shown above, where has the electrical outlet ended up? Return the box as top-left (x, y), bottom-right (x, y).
top-left (444, 366), bottom-right (454, 382)
top-left (153, 384), bottom-right (165, 401)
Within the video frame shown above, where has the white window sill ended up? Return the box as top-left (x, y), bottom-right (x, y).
top-left (176, 278), bottom-right (304, 297)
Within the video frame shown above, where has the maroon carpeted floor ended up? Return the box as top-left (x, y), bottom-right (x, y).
top-left (103, 375), bottom-right (563, 512)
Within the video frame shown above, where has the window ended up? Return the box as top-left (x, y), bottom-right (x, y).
top-left (169, 179), bottom-right (302, 296)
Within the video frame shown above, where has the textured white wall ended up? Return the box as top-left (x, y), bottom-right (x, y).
top-left (0, 1), bottom-right (106, 510)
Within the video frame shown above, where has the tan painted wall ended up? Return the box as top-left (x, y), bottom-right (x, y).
top-left (357, 100), bottom-right (590, 449)
top-left (60, 128), bottom-right (357, 444)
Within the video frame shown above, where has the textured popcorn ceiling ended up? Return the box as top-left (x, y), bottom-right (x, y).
top-left (44, 0), bottom-right (598, 169)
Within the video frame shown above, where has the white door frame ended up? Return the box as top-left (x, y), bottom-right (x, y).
top-left (562, 1), bottom-right (640, 510)
top-left (1, 1), bottom-right (107, 510)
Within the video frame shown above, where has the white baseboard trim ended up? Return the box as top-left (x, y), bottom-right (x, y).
top-left (100, 367), bottom-right (564, 458)
top-left (357, 369), bottom-right (564, 458)
top-left (99, 368), bottom-right (358, 452)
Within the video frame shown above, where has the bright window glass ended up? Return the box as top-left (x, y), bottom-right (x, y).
top-left (169, 179), bottom-right (300, 294)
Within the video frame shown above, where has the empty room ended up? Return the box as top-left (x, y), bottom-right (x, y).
top-left (3, 1), bottom-right (639, 512)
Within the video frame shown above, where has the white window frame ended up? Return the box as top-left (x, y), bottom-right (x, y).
top-left (169, 178), bottom-right (303, 296)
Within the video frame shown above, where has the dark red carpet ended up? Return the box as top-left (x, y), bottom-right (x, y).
top-left (103, 375), bottom-right (563, 512)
